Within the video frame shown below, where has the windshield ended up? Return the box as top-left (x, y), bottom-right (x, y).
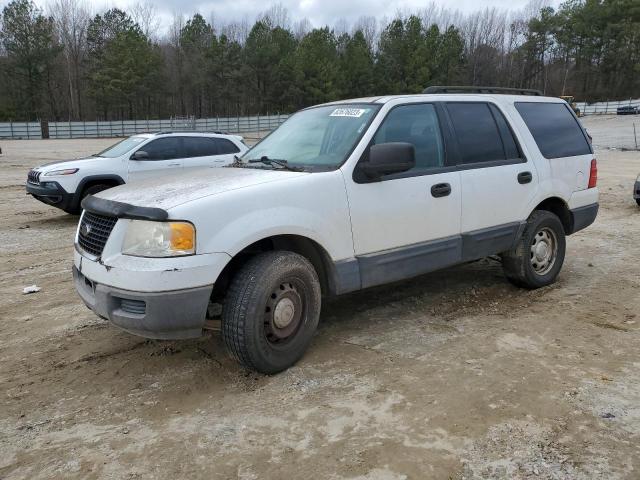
top-left (95, 136), bottom-right (147, 158)
top-left (243, 104), bottom-right (379, 170)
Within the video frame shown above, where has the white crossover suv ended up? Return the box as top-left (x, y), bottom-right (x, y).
top-left (26, 132), bottom-right (247, 214)
top-left (73, 88), bottom-right (599, 374)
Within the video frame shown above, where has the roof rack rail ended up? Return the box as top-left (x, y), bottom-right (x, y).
top-left (423, 86), bottom-right (543, 96)
top-left (152, 130), bottom-right (232, 136)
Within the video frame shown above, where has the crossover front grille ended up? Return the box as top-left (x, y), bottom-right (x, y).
top-left (27, 170), bottom-right (41, 185)
top-left (77, 211), bottom-right (117, 257)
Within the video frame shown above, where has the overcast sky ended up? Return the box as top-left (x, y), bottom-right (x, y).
top-left (110, 0), bottom-right (549, 26)
top-left (2, 0), bottom-right (559, 32)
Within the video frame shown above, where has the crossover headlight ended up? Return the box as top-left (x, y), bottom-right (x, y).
top-left (122, 220), bottom-right (195, 257)
top-left (44, 168), bottom-right (79, 176)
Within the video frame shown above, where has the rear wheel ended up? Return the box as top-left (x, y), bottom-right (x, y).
top-left (502, 210), bottom-right (566, 289)
top-left (222, 251), bottom-right (321, 374)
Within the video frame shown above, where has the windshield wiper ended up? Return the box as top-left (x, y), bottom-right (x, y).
top-left (248, 156), bottom-right (304, 172)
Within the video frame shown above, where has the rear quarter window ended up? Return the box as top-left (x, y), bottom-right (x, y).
top-left (515, 102), bottom-right (591, 159)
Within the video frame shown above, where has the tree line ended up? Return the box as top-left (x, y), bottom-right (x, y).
top-left (0, 0), bottom-right (638, 121)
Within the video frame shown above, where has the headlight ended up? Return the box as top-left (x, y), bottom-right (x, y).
top-left (44, 168), bottom-right (79, 176)
top-left (122, 220), bottom-right (195, 257)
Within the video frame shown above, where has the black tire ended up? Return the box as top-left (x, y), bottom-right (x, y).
top-left (65, 184), bottom-right (113, 214)
top-left (502, 210), bottom-right (566, 289)
top-left (82, 183), bottom-right (112, 200)
top-left (222, 251), bottom-right (322, 374)
top-left (636, 198), bottom-right (640, 206)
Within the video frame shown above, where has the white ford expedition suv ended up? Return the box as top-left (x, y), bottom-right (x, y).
top-left (73, 88), bottom-right (599, 374)
top-left (26, 132), bottom-right (247, 214)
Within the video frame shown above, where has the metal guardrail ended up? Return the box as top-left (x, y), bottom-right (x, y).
top-left (0, 114), bottom-right (290, 140)
top-left (577, 99), bottom-right (640, 116)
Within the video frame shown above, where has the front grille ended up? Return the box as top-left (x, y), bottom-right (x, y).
top-left (77, 211), bottom-right (117, 257)
top-left (27, 170), bottom-right (41, 185)
top-left (120, 298), bottom-right (146, 315)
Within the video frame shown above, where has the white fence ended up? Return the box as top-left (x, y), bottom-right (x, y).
top-left (577, 98), bottom-right (640, 116)
top-left (0, 114), bottom-right (289, 140)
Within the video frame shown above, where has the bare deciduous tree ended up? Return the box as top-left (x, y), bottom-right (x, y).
top-left (49, 0), bottom-right (90, 119)
top-left (130, 1), bottom-right (161, 41)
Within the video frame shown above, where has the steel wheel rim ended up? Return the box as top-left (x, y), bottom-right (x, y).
top-left (264, 279), bottom-right (304, 345)
top-left (530, 227), bottom-right (558, 275)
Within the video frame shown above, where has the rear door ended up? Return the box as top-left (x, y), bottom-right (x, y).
top-left (182, 137), bottom-right (242, 172)
top-left (445, 101), bottom-right (537, 259)
top-left (214, 138), bottom-right (242, 164)
top-left (182, 136), bottom-right (223, 171)
top-left (127, 137), bottom-right (183, 182)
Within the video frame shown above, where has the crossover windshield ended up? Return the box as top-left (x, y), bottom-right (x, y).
top-left (242, 104), bottom-right (379, 170)
top-left (95, 136), bottom-right (147, 158)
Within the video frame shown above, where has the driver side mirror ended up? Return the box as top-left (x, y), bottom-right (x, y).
top-left (360, 142), bottom-right (415, 180)
top-left (131, 150), bottom-right (149, 160)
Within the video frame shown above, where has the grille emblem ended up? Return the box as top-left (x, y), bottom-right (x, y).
top-left (80, 223), bottom-right (92, 237)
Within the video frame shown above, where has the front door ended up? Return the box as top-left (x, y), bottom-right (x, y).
top-left (344, 103), bottom-right (462, 288)
top-left (127, 137), bottom-right (183, 182)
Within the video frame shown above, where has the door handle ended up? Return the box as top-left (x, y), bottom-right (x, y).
top-left (168, 163), bottom-right (181, 167)
top-left (431, 183), bottom-right (451, 198)
top-left (518, 171), bottom-right (533, 184)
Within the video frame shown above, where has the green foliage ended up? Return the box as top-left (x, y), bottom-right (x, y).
top-left (339, 30), bottom-right (375, 98)
top-left (0, 1), bottom-right (638, 120)
top-left (86, 8), bottom-right (160, 118)
top-left (295, 28), bottom-right (340, 106)
top-left (376, 17), bottom-right (466, 94)
top-left (0, 0), bottom-right (60, 118)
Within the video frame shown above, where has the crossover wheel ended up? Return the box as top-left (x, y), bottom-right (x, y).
top-left (67, 184), bottom-right (113, 214)
top-left (82, 184), bottom-right (112, 200)
top-left (502, 210), bottom-right (566, 289)
top-left (222, 251), bottom-right (321, 374)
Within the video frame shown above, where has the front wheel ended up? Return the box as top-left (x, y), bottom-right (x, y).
top-left (502, 211), bottom-right (566, 289)
top-left (222, 251), bottom-right (322, 374)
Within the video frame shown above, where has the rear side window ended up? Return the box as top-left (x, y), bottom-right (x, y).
top-left (446, 103), bottom-right (508, 164)
top-left (515, 102), bottom-right (591, 158)
top-left (216, 138), bottom-right (240, 154)
top-left (372, 103), bottom-right (445, 171)
top-left (183, 137), bottom-right (218, 157)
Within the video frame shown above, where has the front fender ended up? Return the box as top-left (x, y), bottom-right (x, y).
top-left (169, 170), bottom-right (356, 262)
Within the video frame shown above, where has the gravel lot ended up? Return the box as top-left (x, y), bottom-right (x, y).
top-left (1, 116), bottom-right (639, 479)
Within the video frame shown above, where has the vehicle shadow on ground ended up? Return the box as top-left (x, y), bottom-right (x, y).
top-left (38, 258), bottom-right (515, 391)
top-left (321, 258), bottom-right (509, 328)
top-left (23, 213), bottom-right (79, 228)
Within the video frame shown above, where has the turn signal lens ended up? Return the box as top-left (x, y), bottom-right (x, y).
top-left (170, 222), bottom-right (195, 251)
top-left (588, 159), bottom-right (597, 188)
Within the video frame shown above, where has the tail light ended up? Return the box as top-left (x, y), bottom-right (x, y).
top-left (588, 158), bottom-right (597, 188)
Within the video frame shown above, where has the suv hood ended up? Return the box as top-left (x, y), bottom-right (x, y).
top-left (34, 156), bottom-right (110, 172)
top-left (97, 167), bottom-right (308, 210)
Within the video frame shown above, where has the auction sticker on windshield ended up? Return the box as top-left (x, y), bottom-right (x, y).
top-left (330, 108), bottom-right (369, 118)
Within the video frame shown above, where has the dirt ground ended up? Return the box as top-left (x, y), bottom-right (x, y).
top-left (1, 117), bottom-right (639, 479)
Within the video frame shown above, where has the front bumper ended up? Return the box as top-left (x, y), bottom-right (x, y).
top-left (74, 265), bottom-right (212, 339)
top-left (26, 181), bottom-right (75, 212)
